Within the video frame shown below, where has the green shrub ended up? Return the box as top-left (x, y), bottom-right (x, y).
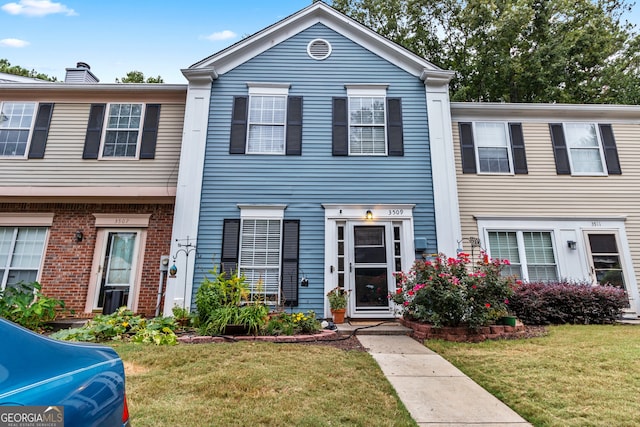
top-left (50, 307), bottom-right (177, 345)
top-left (0, 281), bottom-right (65, 331)
top-left (195, 268), bottom-right (269, 335)
top-left (263, 311), bottom-right (321, 336)
top-left (510, 281), bottom-right (627, 325)
top-left (391, 252), bottom-right (515, 329)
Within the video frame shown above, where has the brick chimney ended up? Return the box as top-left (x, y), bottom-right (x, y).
top-left (64, 62), bottom-right (99, 83)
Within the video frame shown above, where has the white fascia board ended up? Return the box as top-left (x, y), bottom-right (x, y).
top-left (451, 102), bottom-right (640, 123)
top-left (188, 2), bottom-right (445, 78)
top-left (163, 78), bottom-right (212, 316)
top-left (0, 82), bottom-right (187, 91)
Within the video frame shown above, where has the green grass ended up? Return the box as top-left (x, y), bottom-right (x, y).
top-left (113, 342), bottom-right (416, 427)
top-left (426, 325), bottom-right (640, 427)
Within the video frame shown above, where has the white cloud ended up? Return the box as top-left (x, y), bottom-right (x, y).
top-left (1, 0), bottom-right (77, 17)
top-left (0, 38), bottom-right (30, 47)
top-left (202, 30), bottom-right (237, 41)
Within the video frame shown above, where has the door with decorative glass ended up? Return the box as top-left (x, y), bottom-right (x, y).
top-left (94, 231), bottom-right (139, 312)
top-left (341, 222), bottom-right (399, 318)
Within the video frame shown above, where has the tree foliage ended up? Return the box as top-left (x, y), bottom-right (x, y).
top-left (0, 58), bottom-right (57, 81)
top-left (332, 0), bottom-right (640, 104)
top-left (116, 70), bottom-right (164, 83)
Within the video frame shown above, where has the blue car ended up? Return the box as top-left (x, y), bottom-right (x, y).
top-left (0, 318), bottom-right (130, 426)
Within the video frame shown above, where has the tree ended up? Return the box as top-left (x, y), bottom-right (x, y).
top-left (0, 58), bottom-right (57, 81)
top-left (332, 0), bottom-right (640, 104)
top-left (116, 70), bottom-right (164, 83)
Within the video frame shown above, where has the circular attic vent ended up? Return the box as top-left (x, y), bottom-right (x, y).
top-left (307, 39), bottom-right (332, 60)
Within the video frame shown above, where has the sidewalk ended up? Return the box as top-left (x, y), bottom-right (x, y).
top-left (357, 335), bottom-right (532, 426)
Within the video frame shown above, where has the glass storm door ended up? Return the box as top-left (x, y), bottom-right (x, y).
top-left (348, 224), bottom-right (395, 317)
top-left (587, 232), bottom-right (630, 307)
top-left (95, 231), bottom-right (138, 312)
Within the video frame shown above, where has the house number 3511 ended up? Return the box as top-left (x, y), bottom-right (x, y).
top-left (388, 209), bottom-right (404, 216)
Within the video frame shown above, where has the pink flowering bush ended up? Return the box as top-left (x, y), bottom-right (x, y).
top-left (391, 252), bottom-right (515, 329)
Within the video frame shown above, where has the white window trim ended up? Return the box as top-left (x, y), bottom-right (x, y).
top-left (98, 103), bottom-right (145, 160)
top-left (473, 121), bottom-right (514, 175)
top-left (345, 84), bottom-right (389, 157)
top-left (0, 101), bottom-right (38, 159)
top-left (245, 83), bottom-right (290, 155)
top-left (562, 122), bottom-right (608, 177)
top-left (238, 204), bottom-right (286, 304)
top-left (0, 225), bottom-right (49, 290)
top-left (486, 229), bottom-right (559, 282)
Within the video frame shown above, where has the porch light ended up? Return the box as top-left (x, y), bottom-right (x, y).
top-left (567, 240), bottom-right (577, 250)
top-left (365, 210), bottom-right (373, 220)
top-left (75, 230), bottom-right (84, 242)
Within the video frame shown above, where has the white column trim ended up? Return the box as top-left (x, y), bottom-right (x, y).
top-left (423, 70), bottom-right (461, 257)
top-left (163, 69), bottom-right (215, 316)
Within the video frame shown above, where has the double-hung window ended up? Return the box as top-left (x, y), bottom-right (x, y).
top-left (0, 101), bottom-right (36, 157)
top-left (246, 84), bottom-right (289, 154)
top-left (0, 226), bottom-right (47, 289)
top-left (459, 121), bottom-right (527, 174)
top-left (347, 85), bottom-right (388, 155)
top-left (563, 123), bottom-right (605, 175)
top-left (102, 103), bottom-right (144, 158)
top-left (487, 230), bottom-right (558, 282)
top-left (474, 122), bottom-right (512, 173)
top-left (237, 206), bottom-right (286, 303)
top-left (549, 123), bottom-right (621, 176)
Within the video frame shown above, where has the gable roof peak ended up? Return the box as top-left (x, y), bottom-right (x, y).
top-left (183, 1), bottom-right (450, 82)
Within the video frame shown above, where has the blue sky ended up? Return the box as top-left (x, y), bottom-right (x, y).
top-left (1, 0), bottom-right (639, 84)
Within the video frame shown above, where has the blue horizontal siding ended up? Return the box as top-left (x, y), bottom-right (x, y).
top-left (193, 24), bottom-right (436, 315)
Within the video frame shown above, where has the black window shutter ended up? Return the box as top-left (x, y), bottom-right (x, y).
top-left (508, 123), bottom-right (528, 174)
top-left (83, 104), bottom-right (106, 159)
top-left (139, 104), bottom-right (161, 159)
top-left (220, 219), bottom-right (240, 276)
top-left (286, 96), bottom-right (303, 156)
top-left (459, 122), bottom-right (477, 173)
top-left (281, 220), bottom-right (300, 307)
top-left (229, 96), bottom-right (248, 154)
top-left (549, 123), bottom-right (571, 175)
top-left (387, 98), bottom-right (404, 156)
top-left (599, 124), bottom-right (621, 175)
top-left (332, 97), bottom-right (348, 156)
top-left (27, 103), bottom-right (54, 159)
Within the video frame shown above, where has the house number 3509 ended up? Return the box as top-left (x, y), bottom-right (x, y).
top-left (388, 209), bottom-right (404, 216)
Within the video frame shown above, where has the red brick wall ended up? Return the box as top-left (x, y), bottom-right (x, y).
top-left (0, 203), bottom-right (174, 317)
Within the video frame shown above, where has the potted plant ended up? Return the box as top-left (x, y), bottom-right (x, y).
top-left (327, 286), bottom-right (350, 324)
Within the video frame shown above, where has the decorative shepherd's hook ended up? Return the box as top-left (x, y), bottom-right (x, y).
top-left (173, 236), bottom-right (196, 311)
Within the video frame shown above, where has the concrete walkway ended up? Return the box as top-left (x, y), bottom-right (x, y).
top-left (357, 335), bottom-right (532, 426)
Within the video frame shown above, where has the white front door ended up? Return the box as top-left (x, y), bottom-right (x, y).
top-left (93, 230), bottom-right (140, 312)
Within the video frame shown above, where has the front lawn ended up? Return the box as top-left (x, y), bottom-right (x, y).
top-left (426, 324), bottom-right (640, 427)
top-left (114, 341), bottom-right (416, 427)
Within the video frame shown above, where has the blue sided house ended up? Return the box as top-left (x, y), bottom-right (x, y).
top-left (164, 2), bottom-right (462, 319)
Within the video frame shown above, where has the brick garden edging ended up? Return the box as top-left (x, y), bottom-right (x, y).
top-left (177, 329), bottom-right (338, 344)
top-left (400, 318), bottom-right (527, 342)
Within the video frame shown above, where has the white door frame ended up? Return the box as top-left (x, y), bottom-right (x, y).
top-left (323, 204), bottom-right (415, 319)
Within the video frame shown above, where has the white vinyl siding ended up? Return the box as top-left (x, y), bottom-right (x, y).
top-left (0, 226), bottom-right (47, 289)
top-left (475, 122), bottom-right (512, 173)
top-left (0, 101), bottom-right (36, 157)
top-left (247, 96), bottom-right (286, 154)
top-left (349, 96), bottom-right (386, 155)
top-left (563, 123), bottom-right (606, 175)
top-left (239, 219), bottom-right (282, 303)
top-left (102, 103), bottom-right (143, 158)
